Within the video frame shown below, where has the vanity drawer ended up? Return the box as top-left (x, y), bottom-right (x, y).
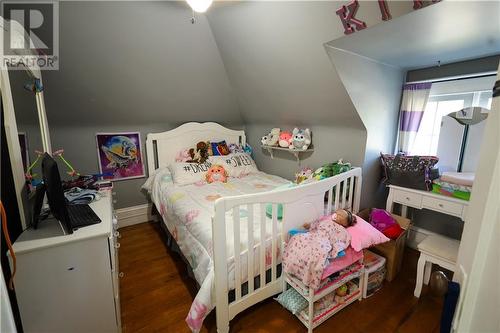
top-left (393, 190), bottom-right (422, 208)
top-left (422, 197), bottom-right (463, 217)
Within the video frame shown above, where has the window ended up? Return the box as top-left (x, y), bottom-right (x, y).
top-left (409, 76), bottom-right (494, 158)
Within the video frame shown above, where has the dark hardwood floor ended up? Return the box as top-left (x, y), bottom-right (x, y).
top-left (119, 222), bottom-right (444, 332)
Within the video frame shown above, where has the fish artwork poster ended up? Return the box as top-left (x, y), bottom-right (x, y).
top-left (96, 132), bottom-right (145, 181)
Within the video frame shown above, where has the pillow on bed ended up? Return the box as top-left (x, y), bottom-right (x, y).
top-left (209, 153), bottom-right (258, 177)
top-left (168, 161), bottom-right (212, 186)
top-left (347, 214), bottom-right (390, 252)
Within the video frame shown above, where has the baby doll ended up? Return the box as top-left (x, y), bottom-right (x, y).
top-left (331, 209), bottom-right (357, 228)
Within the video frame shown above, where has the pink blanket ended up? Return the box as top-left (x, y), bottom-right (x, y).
top-left (321, 247), bottom-right (363, 280)
top-left (283, 218), bottom-right (351, 289)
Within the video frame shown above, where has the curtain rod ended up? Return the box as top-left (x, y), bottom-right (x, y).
top-left (405, 71), bottom-right (497, 84)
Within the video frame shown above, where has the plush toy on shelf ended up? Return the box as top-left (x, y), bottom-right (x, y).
top-left (265, 128), bottom-right (280, 146)
top-left (261, 135), bottom-right (269, 146)
top-left (278, 131), bottom-right (293, 148)
top-left (290, 128), bottom-right (311, 150)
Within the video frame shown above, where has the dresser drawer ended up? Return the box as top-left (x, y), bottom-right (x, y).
top-left (393, 190), bottom-right (422, 208)
top-left (422, 197), bottom-right (463, 217)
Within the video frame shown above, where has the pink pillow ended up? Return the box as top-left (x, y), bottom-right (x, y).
top-left (347, 214), bottom-right (390, 252)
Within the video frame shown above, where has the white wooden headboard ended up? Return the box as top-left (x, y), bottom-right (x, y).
top-left (145, 122), bottom-right (246, 175)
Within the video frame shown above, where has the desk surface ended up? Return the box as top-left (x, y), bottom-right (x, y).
top-left (388, 185), bottom-right (470, 206)
top-left (12, 190), bottom-right (113, 254)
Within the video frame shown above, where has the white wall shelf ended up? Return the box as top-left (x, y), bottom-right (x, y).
top-left (261, 145), bottom-right (314, 162)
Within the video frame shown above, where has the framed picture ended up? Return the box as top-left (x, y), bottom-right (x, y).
top-left (96, 132), bottom-right (145, 181)
top-left (18, 132), bottom-right (29, 172)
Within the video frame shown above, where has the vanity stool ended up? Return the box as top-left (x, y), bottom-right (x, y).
top-left (414, 234), bottom-right (460, 297)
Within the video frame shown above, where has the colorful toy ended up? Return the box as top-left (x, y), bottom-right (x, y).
top-left (290, 128), bottom-right (311, 150)
top-left (228, 143), bottom-right (244, 154)
top-left (176, 148), bottom-right (191, 162)
top-left (205, 164), bottom-right (228, 183)
top-left (313, 160), bottom-right (351, 180)
top-left (278, 131), bottom-right (293, 148)
top-left (243, 143), bottom-right (253, 156)
top-left (265, 128), bottom-right (280, 146)
top-left (188, 141), bottom-right (210, 163)
top-left (295, 167), bottom-right (313, 184)
top-left (335, 284), bottom-right (348, 297)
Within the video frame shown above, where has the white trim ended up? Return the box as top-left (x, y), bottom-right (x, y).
top-left (115, 203), bottom-right (158, 229)
top-left (1, 67), bottom-right (28, 230)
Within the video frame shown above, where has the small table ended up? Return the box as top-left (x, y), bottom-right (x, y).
top-left (385, 185), bottom-right (469, 221)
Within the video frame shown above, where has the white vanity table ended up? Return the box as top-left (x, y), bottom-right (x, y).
top-left (9, 189), bottom-right (122, 333)
top-left (386, 185), bottom-right (469, 221)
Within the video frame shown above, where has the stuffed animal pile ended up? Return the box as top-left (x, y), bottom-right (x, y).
top-left (178, 141), bottom-right (254, 164)
top-left (261, 127), bottom-right (312, 150)
top-left (294, 159), bottom-right (351, 185)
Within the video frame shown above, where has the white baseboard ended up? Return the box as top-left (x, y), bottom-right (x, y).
top-left (115, 203), bottom-right (158, 229)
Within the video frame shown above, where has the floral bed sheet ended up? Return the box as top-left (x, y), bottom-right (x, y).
top-left (143, 168), bottom-right (290, 331)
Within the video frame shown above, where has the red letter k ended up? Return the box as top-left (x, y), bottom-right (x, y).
top-left (336, 0), bottom-right (367, 35)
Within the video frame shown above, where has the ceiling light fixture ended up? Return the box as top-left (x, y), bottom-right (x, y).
top-left (186, 0), bottom-right (213, 13)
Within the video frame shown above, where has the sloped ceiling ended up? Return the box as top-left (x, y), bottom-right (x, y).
top-left (206, 1), bottom-right (413, 128)
top-left (328, 0), bottom-right (500, 70)
top-left (12, 1), bottom-right (241, 126)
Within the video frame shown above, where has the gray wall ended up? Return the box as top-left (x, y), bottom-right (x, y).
top-left (11, 1), bottom-right (242, 208)
top-left (205, 2), bottom-right (415, 207)
top-left (325, 47), bottom-right (405, 208)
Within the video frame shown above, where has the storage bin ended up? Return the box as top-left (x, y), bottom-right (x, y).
top-left (362, 250), bottom-right (386, 298)
top-left (358, 209), bottom-right (411, 281)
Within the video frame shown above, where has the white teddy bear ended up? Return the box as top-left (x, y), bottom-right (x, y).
top-left (265, 128), bottom-right (280, 146)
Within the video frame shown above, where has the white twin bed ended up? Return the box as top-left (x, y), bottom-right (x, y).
top-left (143, 122), bottom-right (362, 332)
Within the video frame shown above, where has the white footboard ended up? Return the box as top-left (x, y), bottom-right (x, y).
top-left (212, 167), bottom-right (362, 333)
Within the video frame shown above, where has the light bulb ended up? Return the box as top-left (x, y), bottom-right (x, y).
top-left (186, 0), bottom-right (213, 13)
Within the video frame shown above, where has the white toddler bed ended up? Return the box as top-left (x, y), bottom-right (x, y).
top-left (145, 122), bottom-right (362, 333)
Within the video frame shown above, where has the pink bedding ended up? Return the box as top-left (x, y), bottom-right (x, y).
top-left (321, 247), bottom-right (363, 280)
top-left (283, 219), bottom-right (351, 290)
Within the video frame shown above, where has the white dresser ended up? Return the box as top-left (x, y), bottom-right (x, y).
top-left (9, 190), bottom-right (121, 333)
top-left (386, 185), bottom-right (469, 221)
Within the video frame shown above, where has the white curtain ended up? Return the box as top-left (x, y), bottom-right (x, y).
top-left (398, 83), bottom-right (432, 154)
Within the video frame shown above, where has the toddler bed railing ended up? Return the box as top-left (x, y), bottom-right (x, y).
top-left (212, 167), bottom-right (362, 333)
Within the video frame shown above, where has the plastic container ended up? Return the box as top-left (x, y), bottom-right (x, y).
top-left (362, 250), bottom-right (386, 298)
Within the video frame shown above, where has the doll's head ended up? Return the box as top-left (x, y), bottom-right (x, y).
top-left (332, 209), bottom-right (357, 228)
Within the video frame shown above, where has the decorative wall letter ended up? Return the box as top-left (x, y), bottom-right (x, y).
top-left (413, 0), bottom-right (424, 10)
top-left (336, 0), bottom-right (367, 35)
top-left (378, 0), bottom-right (392, 21)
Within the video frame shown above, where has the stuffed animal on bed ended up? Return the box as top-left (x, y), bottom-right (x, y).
top-left (290, 128), bottom-right (311, 150)
top-left (228, 143), bottom-right (244, 154)
top-left (175, 148), bottom-right (191, 162)
top-left (188, 141), bottom-right (210, 163)
top-left (205, 164), bottom-right (228, 183)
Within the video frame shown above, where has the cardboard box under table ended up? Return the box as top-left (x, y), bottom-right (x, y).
top-left (358, 209), bottom-right (412, 282)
